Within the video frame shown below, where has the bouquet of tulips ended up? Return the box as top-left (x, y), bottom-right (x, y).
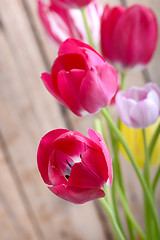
top-left (37, 0), bottom-right (160, 239)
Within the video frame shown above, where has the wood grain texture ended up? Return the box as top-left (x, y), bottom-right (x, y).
top-left (0, 144), bottom-right (38, 240)
top-left (0, 0), bottom-right (106, 239)
top-left (0, 0), bottom-right (159, 239)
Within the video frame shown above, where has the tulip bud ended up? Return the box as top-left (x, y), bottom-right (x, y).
top-left (101, 4), bottom-right (158, 72)
top-left (37, 129), bottom-right (113, 203)
top-left (116, 83), bottom-right (160, 129)
top-left (41, 38), bottom-right (118, 116)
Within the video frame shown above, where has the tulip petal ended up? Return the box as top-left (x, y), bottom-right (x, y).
top-left (81, 47), bottom-right (104, 69)
top-left (53, 130), bottom-right (101, 153)
top-left (49, 149), bottom-right (74, 182)
top-left (116, 91), bottom-right (137, 127)
top-left (41, 72), bottom-right (64, 105)
top-left (68, 162), bottom-right (102, 188)
top-left (81, 149), bottom-right (108, 183)
top-left (145, 83), bottom-right (160, 113)
top-left (53, 133), bottom-right (87, 158)
top-left (37, 129), bottom-right (69, 185)
top-left (48, 161), bottom-right (67, 186)
top-left (54, 0), bottom-right (95, 9)
top-left (80, 63), bottom-right (117, 113)
top-left (57, 69), bottom-right (86, 116)
top-left (52, 54), bottom-right (86, 73)
top-left (130, 98), bottom-right (159, 128)
top-left (58, 38), bottom-right (103, 61)
top-left (48, 185), bottom-right (105, 204)
top-left (116, 86), bottom-right (160, 128)
top-left (71, 131), bottom-right (101, 151)
top-left (101, 5), bottom-right (125, 62)
top-left (88, 129), bottom-right (113, 185)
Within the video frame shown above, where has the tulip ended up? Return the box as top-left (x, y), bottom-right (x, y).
top-left (38, 0), bottom-right (102, 46)
top-left (37, 128), bottom-right (113, 204)
top-left (41, 38), bottom-right (118, 116)
top-left (101, 4), bottom-right (158, 72)
top-left (51, 0), bottom-right (94, 8)
top-left (116, 83), bottom-right (160, 129)
top-left (119, 119), bottom-right (160, 168)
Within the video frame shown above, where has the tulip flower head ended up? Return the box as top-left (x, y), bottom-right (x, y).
top-left (101, 4), bottom-right (158, 72)
top-left (37, 129), bottom-right (113, 204)
top-left (51, 0), bottom-right (94, 8)
top-left (119, 119), bottom-right (160, 168)
top-left (116, 83), bottom-right (160, 129)
top-left (38, 0), bottom-right (102, 46)
top-left (41, 38), bottom-right (118, 116)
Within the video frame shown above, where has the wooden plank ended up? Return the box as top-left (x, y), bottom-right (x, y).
top-left (0, 197), bottom-right (19, 240)
top-left (0, 1), bottom-right (158, 240)
top-left (0, 0), bottom-right (107, 239)
top-left (0, 144), bottom-right (38, 240)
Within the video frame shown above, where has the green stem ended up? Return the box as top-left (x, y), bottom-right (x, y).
top-left (103, 185), bottom-right (113, 208)
top-left (100, 108), bottom-right (160, 235)
top-left (120, 73), bottom-right (126, 90)
top-left (103, 107), bottom-right (116, 148)
top-left (98, 198), bottom-right (126, 240)
top-left (142, 129), bottom-right (151, 188)
top-left (149, 122), bottom-right (160, 158)
top-left (114, 142), bottom-right (135, 240)
top-left (94, 118), bottom-right (126, 238)
top-left (153, 167), bottom-right (160, 194)
top-left (81, 8), bottom-right (95, 48)
top-left (117, 186), bottom-right (146, 240)
top-left (100, 110), bottom-right (134, 239)
top-left (94, 118), bottom-right (108, 145)
top-left (142, 129), bottom-right (152, 240)
top-left (114, 119), bottom-right (135, 240)
top-left (112, 159), bottom-right (126, 238)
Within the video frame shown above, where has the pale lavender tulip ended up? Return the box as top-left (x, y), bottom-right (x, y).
top-left (116, 83), bottom-right (160, 128)
top-left (38, 0), bottom-right (102, 46)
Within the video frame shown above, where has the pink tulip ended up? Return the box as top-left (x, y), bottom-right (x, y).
top-left (116, 83), bottom-right (160, 128)
top-left (38, 0), bottom-right (102, 46)
top-left (37, 128), bottom-right (113, 204)
top-left (51, 0), bottom-right (94, 8)
top-left (41, 38), bottom-right (118, 116)
top-left (101, 5), bottom-right (158, 71)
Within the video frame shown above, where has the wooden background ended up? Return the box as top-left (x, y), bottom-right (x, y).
top-left (0, 0), bottom-right (159, 239)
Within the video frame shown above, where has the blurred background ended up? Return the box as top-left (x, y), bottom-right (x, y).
top-left (0, 0), bottom-right (159, 239)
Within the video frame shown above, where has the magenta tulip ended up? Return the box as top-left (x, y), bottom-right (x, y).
top-left (101, 5), bottom-right (158, 71)
top-left (37, 129), bottom-right (113, 204)
top-left (41, 38), bottom-right (118, 116)
top-left (51, 0), bottom-right (94, 8)
top-left (38, 0), bottom-right (102, 46)
top-left (116, 83), bottom-right (160, 128)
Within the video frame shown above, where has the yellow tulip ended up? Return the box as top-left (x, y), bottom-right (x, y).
top-left (119, 118), bottom-right (160, 168)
